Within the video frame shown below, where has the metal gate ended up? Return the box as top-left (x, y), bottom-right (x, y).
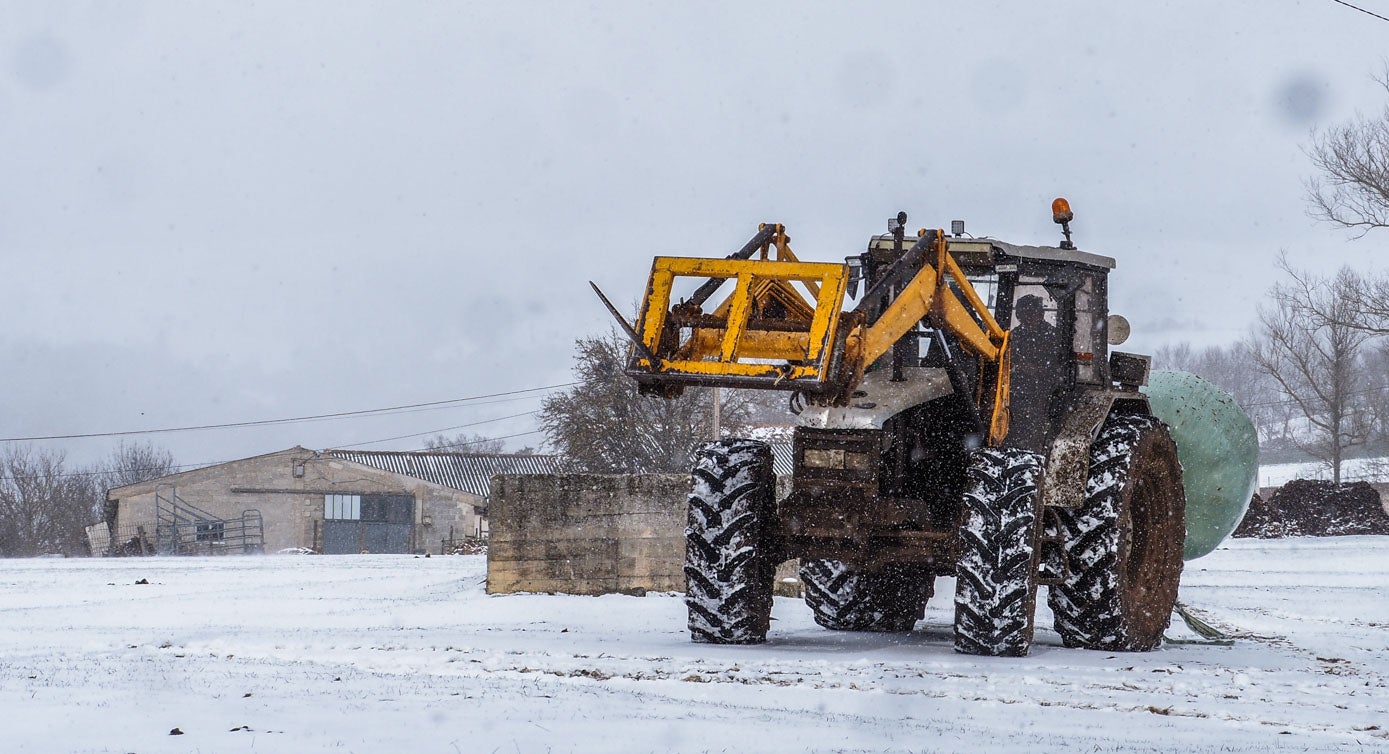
top-left (153, 486), bottom-right (266, 555)
top-left (322, 494), bottom-right (414, 554)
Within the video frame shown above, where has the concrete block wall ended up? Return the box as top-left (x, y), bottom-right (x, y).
top-left (487, 474), bottom-right (689, 595)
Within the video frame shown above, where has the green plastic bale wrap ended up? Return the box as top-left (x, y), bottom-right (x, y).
top-left (1141, 370), bottom-right (1259, 560)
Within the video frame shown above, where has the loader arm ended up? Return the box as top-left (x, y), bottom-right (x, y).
top-left (844, 231), bottom-right (1011, 444)
top-left (853, 232), bottom-right (1005, 366)
top-left (598, 225), bottom-right (1013, 444)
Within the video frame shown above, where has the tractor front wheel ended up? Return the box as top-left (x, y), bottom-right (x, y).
top-left (954, 447), bottom-right (1046, 657)
top-left (685, 439), bottom-right (779, 644)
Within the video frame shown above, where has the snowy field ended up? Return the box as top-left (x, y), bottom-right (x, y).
top-left (1257, 457), bottom-right (1389, 489)
top-left (3, 540), bottom-right (1387, 754)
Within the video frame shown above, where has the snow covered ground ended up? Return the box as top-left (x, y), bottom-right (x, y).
top-left (1257, 457), bottom-right (1388, 488)
top-left (3, 539), bottom-right (1387, 753)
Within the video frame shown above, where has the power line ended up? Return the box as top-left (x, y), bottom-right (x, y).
top-left (315, 391), bottom-right (548, 420)
top-left (1330, 0), bottom-right (1389, 23)
top-left (0, 383), bottom-right (574, 443)
top-left (329, 410), bottom-right (541, 450)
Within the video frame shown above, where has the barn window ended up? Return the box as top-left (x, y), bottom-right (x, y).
top-left (324, 494), bottom-right (361, 521)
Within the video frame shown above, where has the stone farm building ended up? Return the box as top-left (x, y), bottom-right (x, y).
top-left (102, 447), bottom-right (557, 556)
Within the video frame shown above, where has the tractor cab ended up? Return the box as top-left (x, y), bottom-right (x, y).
top-left (854, 229), bottom-right (1125, 454)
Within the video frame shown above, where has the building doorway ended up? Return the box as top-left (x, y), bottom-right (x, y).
top-left (322, 493), bottom-right (414, 554)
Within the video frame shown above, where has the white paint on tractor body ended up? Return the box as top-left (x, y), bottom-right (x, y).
top-left (797, 366), bottom-right (953, 430)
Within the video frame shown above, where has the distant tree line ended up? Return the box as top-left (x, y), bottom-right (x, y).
top-left (0, 442), bottom-right (176, 557)
top-left (421, 432), bottom-right (537, 455)
top-left (1154, 263), bottom-right (1389, 485)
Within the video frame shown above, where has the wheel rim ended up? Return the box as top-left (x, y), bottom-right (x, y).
top-left (1119, 431), bottom-right (1183, 644)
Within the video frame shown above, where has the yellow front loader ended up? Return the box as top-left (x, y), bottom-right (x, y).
top-left (594, 204), bottom-right (1188, 660)
top-left (594, 219), bottom-right (1012, 446)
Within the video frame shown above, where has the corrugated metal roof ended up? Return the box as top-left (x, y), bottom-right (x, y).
top-left (324, 450), bottom-right (559, 499)
top-left (769, 441), bottom-right (793, 477)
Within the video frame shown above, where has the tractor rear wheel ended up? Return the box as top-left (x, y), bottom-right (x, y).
top-left (1048, 414), bottom-right (1186, 652)
top-left (800, 560), bottom-right (932, 633)
top-left (685, 439), bottom-right (778, 644)
top-left (954, 447), bottom-right (1046, 656)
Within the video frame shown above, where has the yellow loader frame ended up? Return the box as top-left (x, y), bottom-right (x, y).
top-left (597, 224), bottom-right (1013, 445)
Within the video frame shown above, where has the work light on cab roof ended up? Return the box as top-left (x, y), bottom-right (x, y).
top-left (1052, 196), bottom-right (1076, 250)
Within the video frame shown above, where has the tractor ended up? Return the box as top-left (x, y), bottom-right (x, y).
top-left (594, 200), bottom-right (1242, 656)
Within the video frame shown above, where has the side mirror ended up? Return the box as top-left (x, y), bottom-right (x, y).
top-left (1107, 314), bottom-right (1131, 345)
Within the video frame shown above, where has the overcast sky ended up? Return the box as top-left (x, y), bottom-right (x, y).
top-left (2, 1), bottom-right (1387, 470)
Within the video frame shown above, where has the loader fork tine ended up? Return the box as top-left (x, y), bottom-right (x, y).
top-left (590, 281), bottom-right (661, 369)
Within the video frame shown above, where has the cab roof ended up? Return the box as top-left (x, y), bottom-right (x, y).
top-left (950, 237), bottom-right (1116, 270)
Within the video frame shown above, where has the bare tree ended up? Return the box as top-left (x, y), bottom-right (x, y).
top-left (1306, 68), bottom-right (1389, 236)
top-left (101, 441), bottom-right (178, 490)
top-left (0, 442), bottom-right (178, 557)
top-left (740, 386), bottom-right (798, 426)
top-left (1153, 342), bottom-right (1248, 388)
top-left (539, 329), bottom-right (753, 473)
top-left (1300, 70), bottom-right (1389, 338)
top-left (422, 433), bottom-right (508, 454)
top-left (0, 446), bottom-right (102, 557)
top-left (1247, 262), bottom-right (1378, 483)
top-left (1359, 341), bottom-right (1389, 449)
top-left (1317, 264), bottom-right (1389, 336)
top-left (1298, 67), bottom-right (1389, 473)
